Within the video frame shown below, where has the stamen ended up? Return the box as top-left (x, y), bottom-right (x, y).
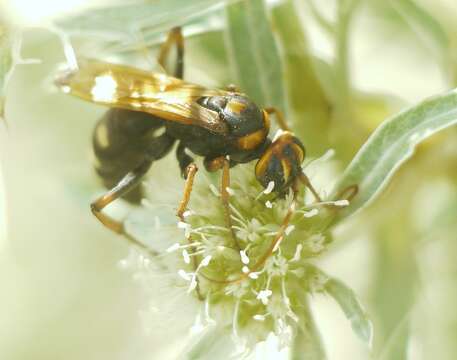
top-left (302, 208), bottom-right (319, 218)
top-left (209, 184), bottom-right (220, 196)
top-left (291, 244), bottom-right (303, 262)
top-left (199, 255), bottom-right (212, 268)
top-left (257, 289), bottom-right (273, 305)
top-left (285, 225), bottom-right (295, 236)
top-left (178, 269), bottom-right (191, 281)
top-left (240, 250), bottom-right (250, 264)
top-left (265, 200), bottom-right (273, 208)
top-left (182, 249), bottom-right (191, 264)
top-left (187, 256), bottom-right (212, 293)
top-left (226, 187), bottom-right (235, 196)
top-left (253, 314), bottom-right (266, 321)
top-left (272, 236), bottom-right (284, 252)
top-left (264, 181), bottom-right (275, 195)
top-left (334, 199), bottom-right (350, 207)
top-left (166, 243), bottom-right (181, 253)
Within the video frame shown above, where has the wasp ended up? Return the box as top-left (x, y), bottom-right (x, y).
top-left (55, 28), bottom-right (324, 251)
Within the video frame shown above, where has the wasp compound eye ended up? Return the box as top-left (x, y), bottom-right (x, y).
top-left (255, 132), bottom-right (305, 193)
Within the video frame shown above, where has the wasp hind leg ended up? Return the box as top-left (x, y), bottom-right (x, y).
top-left (91, 160), bottom-right (152, 234)
top-left (158, 27), bottom-right (184, 79)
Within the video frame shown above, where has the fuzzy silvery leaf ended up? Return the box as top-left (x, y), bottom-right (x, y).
top-left (225, 0), bottom-right (286, 110)
top-left (330, 89), bottom-right (457, 221)
top-left (325, 278), bottom-right (373, 347)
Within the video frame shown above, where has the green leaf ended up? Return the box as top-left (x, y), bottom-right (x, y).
top-left (291, 294), bottom-right (327, 360)
top-left (0, 25), bottom-right (13, 120)
top-left (56, 0), bottom-right (231, 42)
top-left (225, 0), bottom-right (286, 110)
top-left (325, 278), bottom-right (373, 348)
top-left (271, 1), bottom-right (331, 153)
top-left (181, 324), bottom-right (235, 360)
top-left (389, 0), bottom-right (449, 58)
top-left (330, 89), bottom-right (457, 220)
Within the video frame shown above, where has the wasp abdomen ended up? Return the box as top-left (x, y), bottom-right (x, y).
top-left (93, 108), bottom-right (175, 203)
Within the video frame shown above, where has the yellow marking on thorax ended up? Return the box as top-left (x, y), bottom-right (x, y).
top-left (226, 99), bottom-right (247, 114)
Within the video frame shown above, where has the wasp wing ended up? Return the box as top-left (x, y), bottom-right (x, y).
top-left (55, 60), bottom-right (229, 134)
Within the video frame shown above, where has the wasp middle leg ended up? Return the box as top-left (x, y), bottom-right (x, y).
top-left (176, 144), bottom-right (199, 219)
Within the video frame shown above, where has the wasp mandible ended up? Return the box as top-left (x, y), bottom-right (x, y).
top-left (55, 27), bottom-right (323, 248)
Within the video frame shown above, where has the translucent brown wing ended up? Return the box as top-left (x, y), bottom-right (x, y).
top-left (55, 60), bottom-right (229, 134)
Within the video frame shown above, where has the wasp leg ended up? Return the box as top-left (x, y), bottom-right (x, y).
top-left (158, 27), bottom-right (184, 79)
top-left (91, 160), bottom-right (152, 234)
top-left (204, 156), bottom-right (240, 250)
top-left (265, 107), bottom-right (291, 131)
top-left (176, 163), bottom-right (198, 219)
top-left (176, 143), bottom-right (195, 178)
top-left (175, 146), bottom-right (203, 299)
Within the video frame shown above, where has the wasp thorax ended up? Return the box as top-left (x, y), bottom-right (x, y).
top-left (200, 95), bottom-right (265, 136)
top-left (255, 132), bottom-right (306, 192)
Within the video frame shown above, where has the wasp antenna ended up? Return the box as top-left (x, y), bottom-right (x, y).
top-left (299, 172), bottom-right (322, 202)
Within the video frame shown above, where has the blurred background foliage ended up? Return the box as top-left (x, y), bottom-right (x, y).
top-left (0, 0), bottom-right (457, 359)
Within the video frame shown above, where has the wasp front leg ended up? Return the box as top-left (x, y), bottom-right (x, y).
top-left (158, 27), bottom-right (184, 79)
top-left (204, 156), bottom-right (240, 249)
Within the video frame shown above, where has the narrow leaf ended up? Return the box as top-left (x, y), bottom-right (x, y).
top-left (181, 325), bottom-right (235, 360)
top-left (56, 0), bottom-right (231, 42)
top-left (389, 0), bottom-right (449, 59)
top-left (325, 278), bottom-right (373, 348)
top-left (0, 25), bottom-right (13, 120)
top-left (330, 89), bottom-right (457, 220)
top-left (272, 1), bottom-right (332, 153)
top-left (225, 0), bottom-right (286, 110)
top-left (291, 295), bottom-right (327, 360)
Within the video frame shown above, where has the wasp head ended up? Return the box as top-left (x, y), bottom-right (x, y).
top-left (255, 132), bottom-right (305, 194)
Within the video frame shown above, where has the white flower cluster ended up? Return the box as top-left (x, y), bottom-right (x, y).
top-left (120, 157), bottom-right (359, 356)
